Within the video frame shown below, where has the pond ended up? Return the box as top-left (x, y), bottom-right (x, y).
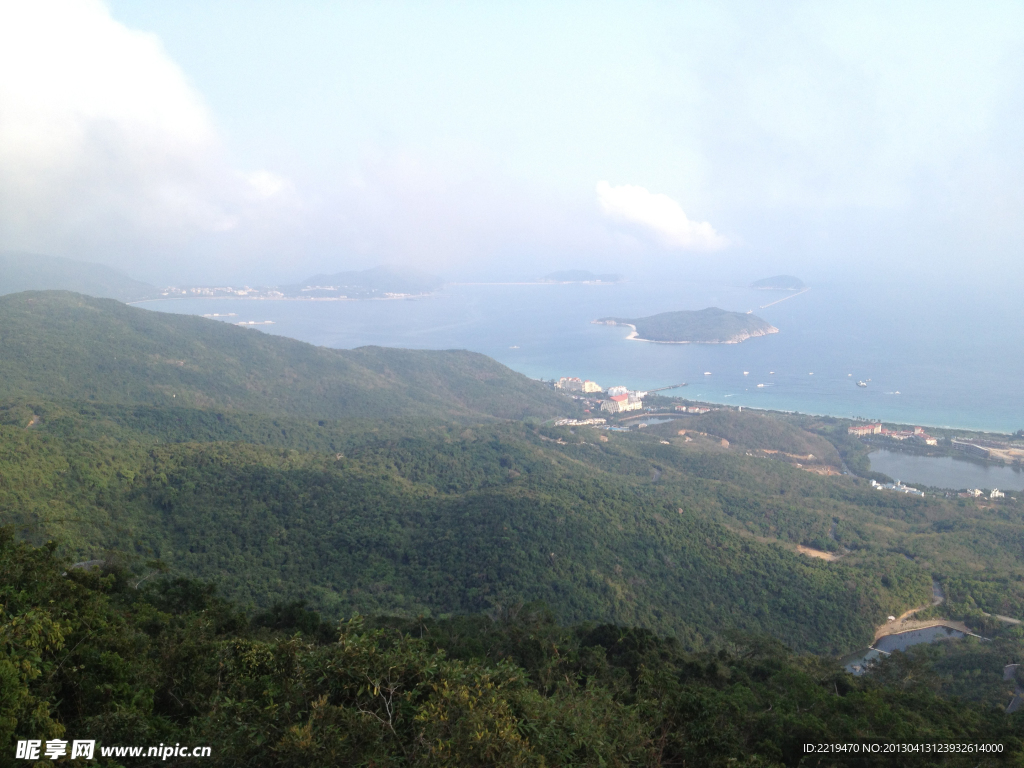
top-left (869, 449), bottom-right (1024, 491)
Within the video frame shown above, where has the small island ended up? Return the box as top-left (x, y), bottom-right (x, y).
top-left (751, 275), bottom-right (805, 291)
top-left (594, 307), bottom-right (779, 344)
top-left (540, 270), bottom-right (623, 284)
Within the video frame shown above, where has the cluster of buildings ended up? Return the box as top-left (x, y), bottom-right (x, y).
top-left (870, 479), bottom-right (925, 496)
top-left (553, 417), bottom-right (607, 427)
top-left (554, 377), bottom-right (603, 393)
top-left (848, 423), bottom-right (938, 445)
top-left (601, 393), bottom-right (643, 413)
top-left (552, 377), bottom-right (646, 413)
top-left (161, 286), bottom-right (285, 299)
top-left (952, 439), bottom-right (992, 459)
top-left (960, 487), bottom-right (1006, 499)
top-left (675, 405), bottom-right (713, 414)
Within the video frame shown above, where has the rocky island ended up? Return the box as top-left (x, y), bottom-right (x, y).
top-left (594, 307), bottom-right (779, 344)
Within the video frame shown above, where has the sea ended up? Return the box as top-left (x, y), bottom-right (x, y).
top-left (138, 276), bottom-right (1024, 436)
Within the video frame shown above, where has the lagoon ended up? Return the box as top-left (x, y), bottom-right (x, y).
top-left (869, 449), bottom-right (1024, 491)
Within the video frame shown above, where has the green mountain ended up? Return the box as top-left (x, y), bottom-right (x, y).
top-left (751, 274), bottom-right (805, 290)
top-left (0, 293), bottom-right (934, 656)
top-left (651, 408), bottom-right (842, 465)
top-left (8, 534), bottom-right (1019, 767)
top-left (0, 291), bottom-right (572, 422)
top-left (0, 251), bottom-right (159, 302)
top-left (6, 296), bottom-right (1024, 761)
top-left (596, 307), bottom-right (778, 343)
top-left (7, 288), bottom-right (1024, 663)
top-left (281, 265), bottom-right (444, 298)
top-left (5, 405), bottom-right (925, 655)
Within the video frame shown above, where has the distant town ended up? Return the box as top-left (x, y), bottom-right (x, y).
top-left (159, 285), bottom-right (424, 301)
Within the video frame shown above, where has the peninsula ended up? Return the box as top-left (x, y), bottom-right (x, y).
top-left (594, 307), bottom-right (779, 344)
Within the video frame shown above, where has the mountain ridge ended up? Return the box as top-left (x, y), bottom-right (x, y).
top-left (0, 290), bottom-right (573, 422)
top-left (0, 251), bottom-right (159, 302)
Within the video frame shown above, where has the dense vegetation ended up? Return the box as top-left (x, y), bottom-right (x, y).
top-left (5, 533), bottom-right (1022, 767)
top-left (653, 410), bottom-right (842, 468)
top-left (596, 308), bottom-right (777, 343)
top-left (9, 290), bottom-right (1024, 763)
top-left (0, 291), bottom-right (575, 422)
top-left (2, 406), bottom-right (925, 654)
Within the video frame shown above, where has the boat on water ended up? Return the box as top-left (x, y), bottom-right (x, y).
top-left (704, 372), bottom-right (712, 376)
top-left (757, 383), bottom-right (765, 388)
top-left (857, 380), bottom-right (868, 388)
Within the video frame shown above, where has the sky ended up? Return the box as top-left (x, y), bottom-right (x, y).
top-left (1, 0), bottom-right (1023, 284)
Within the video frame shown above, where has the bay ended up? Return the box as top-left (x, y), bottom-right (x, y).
top-left (138, 277), bottom-right (1024, 433)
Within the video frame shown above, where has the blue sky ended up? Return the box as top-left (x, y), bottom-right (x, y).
top-left (2, 1), bottom-right (1023, 283)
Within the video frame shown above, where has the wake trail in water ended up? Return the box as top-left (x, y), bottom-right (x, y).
top-left (759, 287), bottom-right (810, 310)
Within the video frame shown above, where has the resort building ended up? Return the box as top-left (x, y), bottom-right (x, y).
top-left (952, 439), bottom-right (991, 459)
top-left (555, 377), bottom-right (603, 393)
top-left (848, 423), bottom-right (882, 436)
top-left (600, 394), bottom-right (643, 413)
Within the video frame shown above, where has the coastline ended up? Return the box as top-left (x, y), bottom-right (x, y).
top-left (592, 319), bottom-right (780, 345)
top-left (130, 293), bottom-right (436, 306)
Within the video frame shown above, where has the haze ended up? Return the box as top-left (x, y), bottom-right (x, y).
top-left (2, 0), bottom-right (1022, 285)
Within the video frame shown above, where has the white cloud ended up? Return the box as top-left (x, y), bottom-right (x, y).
top-left (0, 0), bottom-right (292, 265)
top-left (595, 180), bottom-right (728, 250)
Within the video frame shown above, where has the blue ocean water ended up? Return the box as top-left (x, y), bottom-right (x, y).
top-left (138, 278), bottom-right (1024, 433)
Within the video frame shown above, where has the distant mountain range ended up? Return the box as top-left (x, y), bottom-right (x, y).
top-left (0, 251), bottom-right (159, 302)
top-left (596, 307), bottom-right (779, 344)
top-left (281, 266), bottom-right (445, 298)
top-left (540, 270), bottom-right (623, 284)
top-left (751, 274), bottom-right (805, 290)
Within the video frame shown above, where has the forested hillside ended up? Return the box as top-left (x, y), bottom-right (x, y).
top-left (0, 413), bottom-right (928, 654)
top-left (6, 534), bottom-right (1020, 767)
top-left (7, 289), bottom-right (1024, 764)
top-left (0, 291), bottom-right (575, 421)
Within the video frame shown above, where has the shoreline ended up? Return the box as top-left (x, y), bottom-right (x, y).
top-left (132, 300), bottom-right (1018, 436)
top-left (593, 320), bottom-right (780, 345)
top-left (130, 293), bottom-right (436, 306)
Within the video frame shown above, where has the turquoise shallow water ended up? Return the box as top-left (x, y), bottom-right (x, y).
top-left (138, 278), bottom-right (1024, 433)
